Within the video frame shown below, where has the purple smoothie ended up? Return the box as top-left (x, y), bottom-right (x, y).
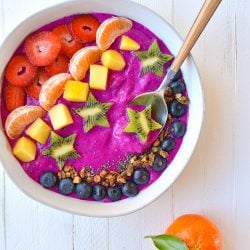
top-left (1, 13), bottom-right (189, 202)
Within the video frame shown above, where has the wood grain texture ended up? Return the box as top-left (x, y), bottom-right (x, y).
top-left (74, 217), bottom-right (109, 250)
top-left (0, 0), bottom-right (247, 249)
top-left (234, 1), bottom-right (250, 249)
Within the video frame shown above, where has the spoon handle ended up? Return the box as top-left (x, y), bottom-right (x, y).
top-left (170, 0), bottom-right (222, 73)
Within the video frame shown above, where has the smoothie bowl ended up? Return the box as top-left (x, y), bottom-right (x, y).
top-left (0, 0), bottom-right (204, 216)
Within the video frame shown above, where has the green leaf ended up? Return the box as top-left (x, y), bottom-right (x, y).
top-left (145, 234), bottom-right (189, 250)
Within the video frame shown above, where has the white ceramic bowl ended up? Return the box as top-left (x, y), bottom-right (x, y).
top-left (0, 0), bottom-right (204, 217)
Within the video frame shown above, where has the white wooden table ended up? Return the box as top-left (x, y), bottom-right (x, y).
top-left (0, 0), bottom-right (248, 249)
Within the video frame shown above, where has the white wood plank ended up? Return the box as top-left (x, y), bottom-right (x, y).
top-left (0, 166), bottom-right (5, 250)
top-left (5, 176), bottom-right (39, 250)
top-left (109, 210), bottom-right (143, 250)
top-left (74, 216), bottom-right (109, 250)
top-left (172, 1), bottom-right (235, 249)
top-left (234, 1), bottom-right (250, 249)
top-left (36, 204), bottom-right (74, 250)
top-left (142, 191), bottom-right (174, 250)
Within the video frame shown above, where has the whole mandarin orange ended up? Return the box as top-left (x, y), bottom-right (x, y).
top-left (166, 214), bottom-right (222, 250)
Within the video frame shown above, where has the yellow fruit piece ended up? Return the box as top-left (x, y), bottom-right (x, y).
top-left (101, 50), bottom-right (126, 71)
top-left (13, 137), bottom-right (36, 162)
top-left (63, 81), bottom-right (90, 102)
top-left (26, 118), bottom-right (52, 144)
top-left (120, 35), bottom-right (140, 51)
top-left (49, 104), bottom-right (73, 130)
top-left (89, 64), bottom-right (109, 90)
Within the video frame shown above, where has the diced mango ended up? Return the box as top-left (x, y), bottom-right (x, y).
top-left (26, 118), bottom-right (51, 144)
top-left (13, 137), bottom-right (36, 162)
top-left (63, 81), bottom-right (89, 102)
top-left (120, 35), bottom-right (140, 51)
top-left (49, 104), bottom-right (73, 130)
top-left (89, 64), bottom-right (108, 90)
top-left (101, 50), bottom-right (126, 71)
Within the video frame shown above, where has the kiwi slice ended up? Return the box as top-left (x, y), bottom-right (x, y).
top-left (42, 132), bottom-right (80, 169)
top-left (135, 40), bottom-right (173, 77)
top-left (74, 93), bottom-right (113, 132)
top-left (123, 105), bottom-right (162, 143)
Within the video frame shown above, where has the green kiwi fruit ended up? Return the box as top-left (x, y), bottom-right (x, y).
top-left (135, 40), bottom-right (173, 77)
top-left (74, 93), bottom-right (113, 132)
top-left (42, 132), bottom-right (80, 169)
top-left (123, 105), bottom-right (162, 143)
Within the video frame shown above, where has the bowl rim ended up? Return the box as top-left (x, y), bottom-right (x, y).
top-left (0, 0), bottom-right (205, 217)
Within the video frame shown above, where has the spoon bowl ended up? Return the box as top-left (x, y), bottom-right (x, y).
top-left (132, 90), bottom-right (167, 127)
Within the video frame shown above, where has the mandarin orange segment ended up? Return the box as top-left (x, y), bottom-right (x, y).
top-left (39, 73), bottom-right (72, 111)
top-left (5, 105), bottom-right (46, 140)
top-left (69, 46), bottom-right (102, 81)
top-left (96, 17), bottom-right (133, 51)
top-left (166, 214), bottom-right (222, 250)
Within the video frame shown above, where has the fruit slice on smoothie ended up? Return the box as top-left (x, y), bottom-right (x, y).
top-left (26, 70), bottom-right (49, 100)
top-left (49, 104), bottom-right (73, 130)
top-left (123, 105), bottom-right (162, 143)
top-left (44, 55), bottom-right (69, 77)
top-left (42, 132), bottom-right (80, 169)
top-left (89, 65), bottom-right (109, 90)
top-left (39, 73), bottom-right (72, 111)
top-left (13, 137), bottom-right (37, 162)
top-left (96, 16), bottom-right (133, 51)
top-left (135, 40), bottom-right (173, 77)
top-left (120, 35), bottom-right (140, 51)
top-left (69, 46), bottom-right (102, 81)
top-left (4, 84), bottom-right (26, 112)
top-left (5, 105), bottom-right (46, 139)
top-left (52, 24), bottom-right (83, 57)
top-left (63, 80), bottom-right (89, 102)
top-left (26, 118), bottom-right (51, 144)
top-left (74, 92), bottom-right (113, 132)
top-left (5, 55), bottom-right (38, 87)
top-left (69, 14), bottom-right (100, 43)
top-left (24, 31), bottom-right (61, 66)
top-left (101, 50), bottom-right (126, 71)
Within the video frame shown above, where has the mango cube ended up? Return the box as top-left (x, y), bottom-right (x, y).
top-left (120, 35), bottom-right (140, 51)
top-left (89, 64), bottom-right (108, 90)
top-left (13, 137), bottom-right (36, 162)
top-left (101, 50), bottom-right (126, 71)
top-left (26, 118), bottom-right (51, 144)
top-left (49, 104), bottom-right (73, 130)
top-left (63, 81), bottom-right (89, 102)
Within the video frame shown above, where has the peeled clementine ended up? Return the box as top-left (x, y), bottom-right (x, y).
top-left (166, 214), bottom-right (222, 250)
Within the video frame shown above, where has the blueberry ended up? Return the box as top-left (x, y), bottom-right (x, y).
top-left (92, 184), bottom-right (106, 201)
top-left (169, 100), bottom-right (186, 117)
top-left (170, 80), bottom-right (186, 94)
top-left (132, 167), bottom-right (150, 185)
top-left (76, 182), bottom-right (92, 199)
top-left (40, 171), bottom-right (57, 188)
top-left (107, 186), bottom-right (122, 202)
top-left (160, 137), bottom-right (176, 152)
top-left (152, 154), bottom-right (167, 172)
top-left (58, 178), bottom-right (74, 195)
top-left (170, 121), bottom-right (186, 138)
top-left (122, 181), bottom-right (139, 197)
